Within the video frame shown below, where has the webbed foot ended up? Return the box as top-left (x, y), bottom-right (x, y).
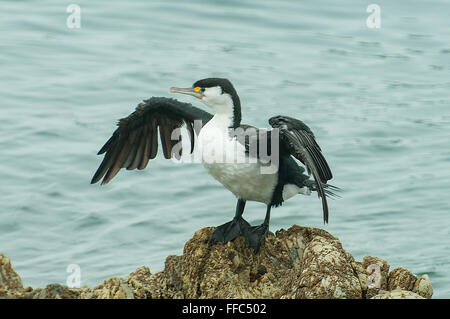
top-left (209, 217), bottom-right (251, 245)
top-left (242, 223), bottom-right (269, 253)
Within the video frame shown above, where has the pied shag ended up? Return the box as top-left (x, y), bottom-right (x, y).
top-left (91, 78), bottom-right (337, 252)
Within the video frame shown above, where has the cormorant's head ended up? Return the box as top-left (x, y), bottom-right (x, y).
top-left (170, 78), bottom-right (241, 126)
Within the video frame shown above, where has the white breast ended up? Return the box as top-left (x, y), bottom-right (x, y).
top-left (198, 117), bottom-right (278, 204)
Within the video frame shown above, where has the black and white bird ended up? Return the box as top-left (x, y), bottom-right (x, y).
top-left (91, 78), bottom-right (337, 252)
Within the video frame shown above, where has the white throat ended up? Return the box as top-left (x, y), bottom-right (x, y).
top-left (208, 112), bottom-right (234, 130)
top-left (201, 88), bottom-right (235, 128)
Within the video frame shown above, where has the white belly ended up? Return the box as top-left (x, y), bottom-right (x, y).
top-left (204, 161), bottom-right (278, 204)
top-left (198, 123), bottom-right (278, 204)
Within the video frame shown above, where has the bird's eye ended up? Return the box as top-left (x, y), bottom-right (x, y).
top-left (193, 86), bottom-right (205, 93)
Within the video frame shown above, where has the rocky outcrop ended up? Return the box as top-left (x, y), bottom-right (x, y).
top-left (0, 254), bottom-right (26, 298)
top-left (0, 225), bottom-right (433, 299)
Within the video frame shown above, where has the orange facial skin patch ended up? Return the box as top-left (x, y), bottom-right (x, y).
top-left (194, 87), bottom-right (201, 92)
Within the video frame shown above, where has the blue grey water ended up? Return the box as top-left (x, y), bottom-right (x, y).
top-left (1, 0), bottom-right (449, 297)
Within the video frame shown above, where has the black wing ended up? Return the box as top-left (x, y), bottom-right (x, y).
top-left (91, 97), bottom-right (213, 185)
top-left (269, 115), bottom-right (333, 223)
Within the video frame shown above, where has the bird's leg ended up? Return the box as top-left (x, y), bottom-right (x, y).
top-left (209, 198), bottom-right (250, 245)
top-left (242, 205), bottom-right (271, 253)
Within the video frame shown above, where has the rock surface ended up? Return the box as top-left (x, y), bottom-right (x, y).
top-left (0, 225), bottom-right (433, 299)
top-left (0, 254), bottom-right (25, 298)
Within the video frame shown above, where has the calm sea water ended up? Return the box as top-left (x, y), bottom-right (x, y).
top-left (1, 0), bottom-right (449, 297)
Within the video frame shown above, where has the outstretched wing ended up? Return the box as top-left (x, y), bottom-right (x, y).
top-left (269, 115), bottom-right (333, 223)
top-left (91, 97), bottom-right (213, 185)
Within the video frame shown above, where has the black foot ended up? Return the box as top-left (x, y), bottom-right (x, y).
top-left (209, 217), bottom-right (251, 245)
top-left (242, 224), bottom-right (269, 253)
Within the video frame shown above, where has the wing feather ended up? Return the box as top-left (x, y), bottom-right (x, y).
top-left (269, 115), bottom-right (334, 223)
top-left (102, 140), bottom-right (132, 184)
top-left (159, 120), bottom-right (172, 159)
top-left (149, 120), bottom-right (158, 159)
top-left (184, 119), bottom-right (195, 153)
top-left (127, 130), bottom-right (146, 170)
top-left (138, 126), bottom-right (151, 170)
top-left (91, 97), bottom-right (212, 185)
